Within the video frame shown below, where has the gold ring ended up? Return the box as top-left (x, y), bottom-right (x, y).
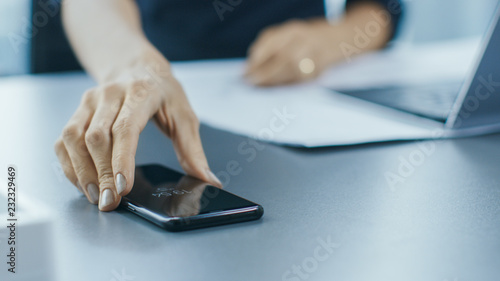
top-left (299, 58), bottom-right (315, 75)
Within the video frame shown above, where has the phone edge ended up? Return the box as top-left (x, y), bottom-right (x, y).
top-left (120, 199), bottom-right (264, 232)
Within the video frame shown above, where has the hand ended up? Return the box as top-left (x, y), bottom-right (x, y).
top-left (245, 2), bottom-right (393, 87)
top-left (54, 62), bottom-right (222, 211)
top-left (245, 19), bottom-right (336, 87)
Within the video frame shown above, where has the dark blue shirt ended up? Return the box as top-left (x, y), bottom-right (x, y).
top-left (135, 0), bottom-right (402, 61)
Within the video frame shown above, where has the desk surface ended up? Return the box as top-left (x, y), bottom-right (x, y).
top-left (1, 73), bottom-right (500, 281)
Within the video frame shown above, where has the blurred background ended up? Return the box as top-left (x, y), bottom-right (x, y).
top-left (0, 0), bottom-right (498, 76)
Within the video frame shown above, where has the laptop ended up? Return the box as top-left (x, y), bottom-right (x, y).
top-left (338, 4), bottom-right (500, 130)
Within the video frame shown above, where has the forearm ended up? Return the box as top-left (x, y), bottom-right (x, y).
top-left (314, 1), bottom-right (393, 64)
top-left (62, 0), bottom-right (167, 83)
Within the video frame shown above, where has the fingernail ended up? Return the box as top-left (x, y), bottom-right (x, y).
top-left (206, 169), bottom-right (222, 187)
top-left (76, 182), bottom-right (83, 193)
top-left (116, 173), bottom-right (126, 195)
top-left (87, 183), bottom-right (99, 204)
top-left (99, 189), bottom-right (115, 209)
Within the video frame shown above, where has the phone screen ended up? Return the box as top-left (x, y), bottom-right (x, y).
top-left (121, 164), bottom-right (263, 230)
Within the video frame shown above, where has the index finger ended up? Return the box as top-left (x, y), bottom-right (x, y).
top-left (172, 111), bottom-right (222, 188)
top-left (155, 99), bottom-right (222, 188)
top-left (111, 90), bottom-right (153, 197)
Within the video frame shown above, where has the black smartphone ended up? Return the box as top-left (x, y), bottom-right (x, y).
top-left (121, 164), bottom-right (263, 231)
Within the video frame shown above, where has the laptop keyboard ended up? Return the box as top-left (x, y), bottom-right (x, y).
top-left (338, 82), bottom-right (463, 122)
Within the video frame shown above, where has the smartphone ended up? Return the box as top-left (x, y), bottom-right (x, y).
top-left (120, 164), bottom-right (263, 231)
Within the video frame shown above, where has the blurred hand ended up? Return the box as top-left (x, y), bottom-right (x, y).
top-left (246, 2), bottom-right (392, 87)
top-left (54, 63), bottom-right (222, 211)
top-left (245, 19), bottom-right (336, 87)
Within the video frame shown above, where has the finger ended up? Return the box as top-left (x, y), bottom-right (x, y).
top-left (61, 91), bottom-right (101, 203)
top-left (246, 28), bottom-right (293, 74)
top-left (54, 138), bottom-right (81, 193)
top-left (248, 54), bottom-right (296, 86)
top-left (155, 97), bottom-right (222, 188)
top-left (111, 84), bottom-right (154, 198)
top-left (256, 44), bottom-right (319, 86)
top-left (85, 85), bottom-right (124, 211)
top-left (172, 110), bottom-right (222, 188)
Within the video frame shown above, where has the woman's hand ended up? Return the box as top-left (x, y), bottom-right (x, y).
top-left (245, 2), bottom-right (392, 86)
top-left (54, 62), bottom-right (222, 211)
top-left (245, 19), bottom-right (336, 87)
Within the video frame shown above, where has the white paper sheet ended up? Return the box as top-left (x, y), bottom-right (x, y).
top-left (171, 38), bottom-right (491, 147)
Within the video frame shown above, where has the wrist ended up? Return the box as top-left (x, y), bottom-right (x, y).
top-left (100, 45), bottom-right (173, 85)
top-left (307, 19), bottom-right (351, 66)
top-left (310, 2), bottom-right (392, 65)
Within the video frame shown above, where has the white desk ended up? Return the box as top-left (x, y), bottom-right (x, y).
top-left (1, 73), bottom-right (499, 280)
